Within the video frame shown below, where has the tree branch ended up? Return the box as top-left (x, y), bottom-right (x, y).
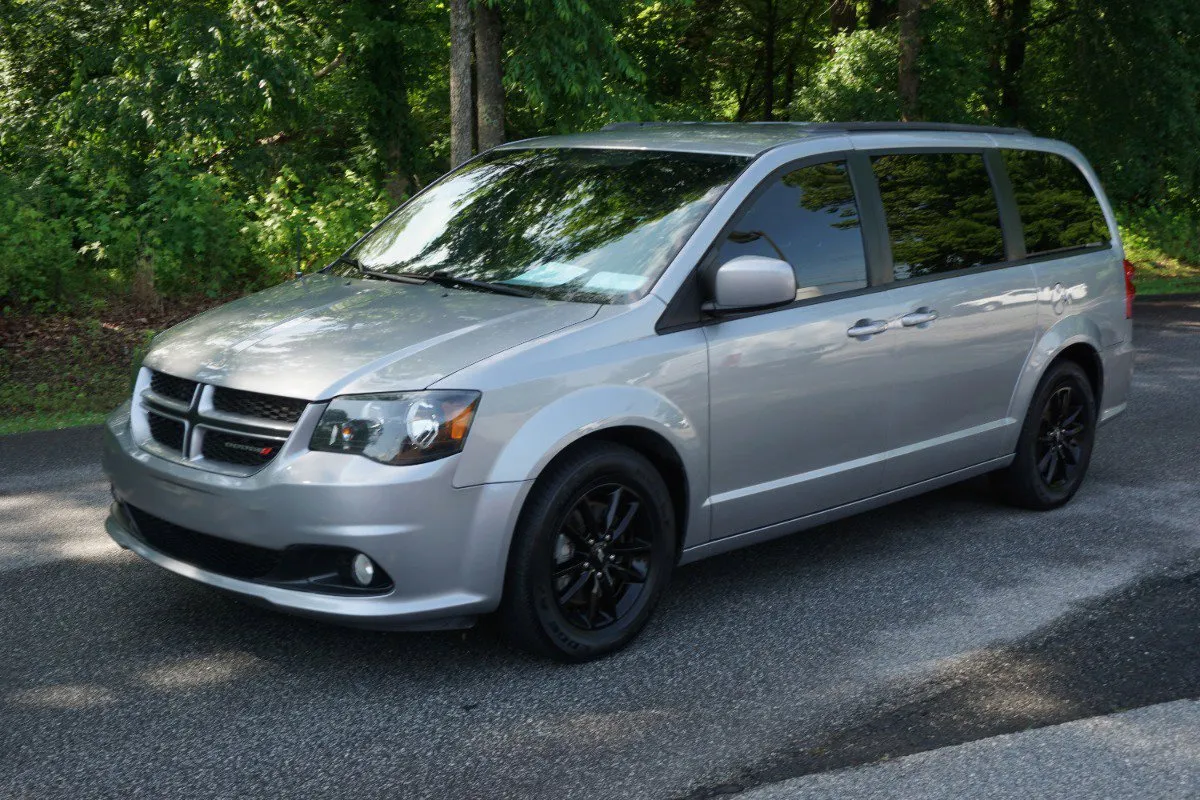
top-left (199, 52), bottom-right (343, 168)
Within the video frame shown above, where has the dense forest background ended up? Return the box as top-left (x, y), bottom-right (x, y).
top-left (2, 0), bottom-right (1199, 314)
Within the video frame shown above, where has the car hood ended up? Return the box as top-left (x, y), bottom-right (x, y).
top-left (143, 274), bottom-right (601, 399)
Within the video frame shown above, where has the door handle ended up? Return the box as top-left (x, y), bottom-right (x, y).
top-left (900, 307), bottom-right (938, 328)
top-left (847, 319), bottom-right (889, 339)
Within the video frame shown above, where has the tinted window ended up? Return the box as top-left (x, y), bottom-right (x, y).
top-left (1001, 150), bottom-right (1110, 255)
top-left (716, 160), bottom-right (867, 299)
top-left (345, 148), bottom-right (748, 303)
top-left (873, 152), bottom-right (1006, 280)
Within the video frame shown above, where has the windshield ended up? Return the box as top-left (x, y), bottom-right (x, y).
top-left (340, 148), bottom-right (749, 303)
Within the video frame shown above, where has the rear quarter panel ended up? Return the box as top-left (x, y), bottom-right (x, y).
top-left (998, 139), bottom-right (1132, 444)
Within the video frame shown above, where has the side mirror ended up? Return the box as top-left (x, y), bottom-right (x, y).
top-left (706, 255), bottom-right (797, 313)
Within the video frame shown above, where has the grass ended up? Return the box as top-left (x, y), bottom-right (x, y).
top-left (0, 316), bottom-right (146, 436)
top-left (0, 410), bottom-right (110, 436)
top-left (1124, 251), bottom-right (1200, 296)
top-left (1121, 212), bottom-right (1200, 296)
top-left (0, 298), bottom-right (220, 436)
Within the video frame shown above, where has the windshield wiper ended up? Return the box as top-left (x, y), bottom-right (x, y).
top-left (358, 269), bottom-right (427, 285)
top-left (393, 270), bottom-right (535, 299)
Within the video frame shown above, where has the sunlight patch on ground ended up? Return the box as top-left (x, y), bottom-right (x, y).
top-left (139, 652), bottom-right (270, 691)
top-left (0, 482), bottom-right (122, 572)
top-left (10, 684), bottom-right (116, 710)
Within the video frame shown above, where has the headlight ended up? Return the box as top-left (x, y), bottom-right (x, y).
top-left (309, 391), bottom-right (480, 466)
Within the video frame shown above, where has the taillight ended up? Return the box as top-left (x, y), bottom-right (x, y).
top-left (1123, 259), bottom-right (1136, 319)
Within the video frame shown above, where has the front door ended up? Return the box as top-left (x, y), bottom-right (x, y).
top-left (704, 158), bottom-right (895, 540)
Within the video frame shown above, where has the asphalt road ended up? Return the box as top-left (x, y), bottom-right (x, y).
top-left (2, 298), bottom-right (1198, 799)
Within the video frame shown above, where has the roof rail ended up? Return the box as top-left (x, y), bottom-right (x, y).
top-left (600, 120), bottom-right (1032, 136)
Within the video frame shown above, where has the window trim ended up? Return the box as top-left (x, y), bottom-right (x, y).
top-left (654, 145), bottom-right (1116, 335)
top-left (655, 151), bottom-right (877, 333)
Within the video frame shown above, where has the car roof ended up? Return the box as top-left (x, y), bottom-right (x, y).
top-left (499, 121), bottom-right (1034, 158)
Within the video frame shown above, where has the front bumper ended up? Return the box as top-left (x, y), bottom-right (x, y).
top-left (101, 402), bottom-right (530, 631)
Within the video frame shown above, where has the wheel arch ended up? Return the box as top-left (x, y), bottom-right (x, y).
top-left (1052, 342), bottom-right (1104, 406)
top-left (530, 425), bottom-right (692, 560)
top-left (1008, 316), bottom-right (1106, 442)
top-left (471, 384), bottom-right (708, 551)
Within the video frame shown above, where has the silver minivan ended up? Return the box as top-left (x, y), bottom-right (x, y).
top-left (102, 122), bottom-right (1135, 661)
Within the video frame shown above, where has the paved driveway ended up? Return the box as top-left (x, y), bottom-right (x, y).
top-left (2, 298), bottom-right (1197, 799)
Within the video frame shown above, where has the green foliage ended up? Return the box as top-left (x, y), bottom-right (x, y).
top-left (0, 178), bottom-right (80, 309)
top-left (2, 0), bottom-right (1199, 312)
top-left (793, 29), bottom-right (900, 121)
top-left (249, 167), bottom-right (392, 277)
top-left (1122, 206), bottom-right (1200, 269)
top-left (504, 0), bottom-right (648, 130)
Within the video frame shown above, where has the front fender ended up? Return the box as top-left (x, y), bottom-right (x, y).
top-left (457, 384), bottom-right (711, 548)
top-left (482, 385), bottom-right (701, 486)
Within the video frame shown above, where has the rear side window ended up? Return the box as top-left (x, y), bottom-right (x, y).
top-left (1001, 150), bottom-right (1110, 256)
top-left (716, 160), bottom-right (868, 299)
top-left (872, 152), bottom-right (1006, 280)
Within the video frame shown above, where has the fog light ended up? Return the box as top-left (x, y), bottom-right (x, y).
top-left (351, 554), bottom-right (376, 586)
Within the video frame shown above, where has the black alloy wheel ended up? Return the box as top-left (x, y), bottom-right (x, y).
top-left (551, 483), bottom-right (653, 631)
top-left (501, 442), bottom-right (676, 661)
top-left (1035, 384), bottom-right (1088, 491)
top-left (995, 359), bottom-right (1097, 510)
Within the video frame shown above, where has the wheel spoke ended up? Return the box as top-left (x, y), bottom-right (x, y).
top-left (1041, 449), bottom-right (1060, 483)
top-left (1056, 387), bottom-right (1072, 421)
top-left (563, 508), bottom-right (592, 547)
top-left (610, 500), bottom-right (640, 542)
top-left (558, 569), bottom-right (592, 604)
top-left (553, 558), bottom-right (588, 581)
top-left (1063, 443), bottom-right (1081, 466)
top-left (583, 498), bottom-right (607, 538)
top-left (604, 487), bottom-right (623, 533)
top-left (585, 578), bottom-right (601, 628)
top-left (608, 561), bottom-right (647, 584)
top-left (609, 539), bottom-right (652, 556)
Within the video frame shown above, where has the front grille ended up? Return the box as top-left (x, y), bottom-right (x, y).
top-left (125, 505), bottom-right (282, 579)
top-left (137, 377), bottom-right (304, 472)
top-left (147, 412), bottom-right (185, 451)
top-left (150, 371), bottom-right (198, 404)
top-left (212, 387), bottom-right (307, 423)
top-left (201, 430), bottom-right (282, 467)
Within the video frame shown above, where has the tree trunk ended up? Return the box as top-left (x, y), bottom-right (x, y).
top-left (783, 50), bottom-right (797, 115)
top-left (736, 53), bottom-right (764, 121)
top-left (898, 0), bottom-right (920, 121)
top-left (474, 1), bottom-right (505, 151)
top-left (831, 0), bottom-right (857, 35)
top-left (1001, 0), bottom-right (1031, 123)
top-left (762, 0), bottom-right (776, 121)
top-left (448, 0), bottom-right (474, 167)
top-left (866, 0), bottom-right (895, 29)
top-left (987, 0), bottom-right (1006, 117)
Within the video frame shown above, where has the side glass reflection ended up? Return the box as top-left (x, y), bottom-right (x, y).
top-left (872, 153), bottom-right (1006, 280)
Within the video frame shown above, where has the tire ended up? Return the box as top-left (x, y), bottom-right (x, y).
top-left (500, 442), bottom-right (676, 662)
top-left (994, 360), bottom-right (1098, 510)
